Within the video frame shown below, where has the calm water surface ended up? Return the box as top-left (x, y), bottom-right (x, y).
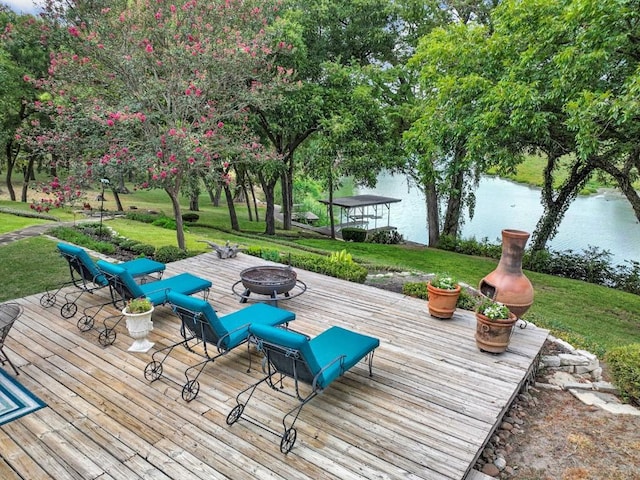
top-left (355, 174), bottom-right (640, 265)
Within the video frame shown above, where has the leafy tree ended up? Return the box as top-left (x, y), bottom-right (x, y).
top-left (0, 8), bottom-right (53, 201)
top-left (40, 0), bottom-right (292, 249)
top-left (253, 0), bottom-right (401, 234)
top-left (407, 0), bottom-right (640, 251)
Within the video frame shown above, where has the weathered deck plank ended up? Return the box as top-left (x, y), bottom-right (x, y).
top-left (0, 250), bottom-right (548, 480)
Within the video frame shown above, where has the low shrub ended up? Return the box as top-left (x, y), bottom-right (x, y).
top-left (125, 211), bottom-right (161, 223)
top-left (341, 227), bottom-right (367, 242)
top-left (328, 249), bottom-right (353, 264)
top-left (366, 229), bottom-right (404, 244)
top-left (182, 212), bottom-right (200, 222)
top-left (605, 343), bottom-right (640, 404)
top-left (244, 246), bottom-right (368, 283)
top-left (154, 245), bottom-right (189, 263)
top-left (118, 239), bottom-right (141, 250)
top-left (403, 281), bottom-right (479, 310)
top-left (152, 216), bottom-right (178, 230)
top-left (130, 243), bottom-right (156, 257)
top-left (402, 282), bottom-right (428, 299)
top-left (0, 206), bottom-right (59, 221)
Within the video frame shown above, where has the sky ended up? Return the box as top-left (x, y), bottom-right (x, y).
top-left (3, 0), bottom-right (42, 15)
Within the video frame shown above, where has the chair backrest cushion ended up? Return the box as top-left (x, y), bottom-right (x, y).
top-left (96, 259), bottom-right (144, 299)
top-left (166, 291), bottom-right (225, 344)
top-left (57, 243), bottom-right (108, 286)
top-left (248, 323), bottom-right (321, 383)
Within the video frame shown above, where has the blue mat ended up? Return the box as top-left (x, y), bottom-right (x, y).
top-left (0, 368), bottom-right (46, 426)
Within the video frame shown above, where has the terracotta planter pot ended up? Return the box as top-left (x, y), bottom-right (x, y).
top-left (475, 311), bottom-right (518, 353)
top-left (426, 282), bottom-right (461, 319)
top-left (479, 229), bottom-right (534, 317)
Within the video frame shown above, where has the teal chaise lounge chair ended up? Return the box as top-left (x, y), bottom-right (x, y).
top-left (40, 242), bottom-right (165, 320)
top-left (94, 260), bottom-right (212, 346)
top-left (226, 323), bottom-right (380, 453)
top-left (144, 291), bottom-right (296, 402)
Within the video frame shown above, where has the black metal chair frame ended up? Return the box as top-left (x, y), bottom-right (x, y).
top-left (0, 302), bottom-right (23, 375)
top-left (226, 332), bottom-right (375, 454)
top-left (40, 250), bottom-right (108, 319)
top-left (144, 304), bottom-right (255, 402)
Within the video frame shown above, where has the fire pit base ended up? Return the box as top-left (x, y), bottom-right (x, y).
top-left (232, 266), bottom-right (307, 306)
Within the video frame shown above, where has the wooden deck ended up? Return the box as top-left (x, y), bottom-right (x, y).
top-left (0, 251), bottom-right (548, 480)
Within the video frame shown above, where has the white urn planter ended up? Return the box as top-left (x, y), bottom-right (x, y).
top-left (122, 305), bottom-right (155, 353)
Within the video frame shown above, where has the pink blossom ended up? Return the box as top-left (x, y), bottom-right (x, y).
top-left (156, 151), bottom-right (163, 158)
top-left (170, 5), bottom-right (176, 13)
top-left (68, 26), bottom-right (79, 37)
top-left (217, 121), bottom-right (224, 129)
top-left (168, 128), bottom-right (177, 136)
top-left (169, 154), bottom-right (177, 162)
top-left (145, 44), bottom-right (153, 53)
top-left (23, 75), bottom-right (30, 82)
top-left (160, 171), bottom-right (167, 178)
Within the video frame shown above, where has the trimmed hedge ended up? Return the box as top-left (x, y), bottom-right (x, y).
top-left (244, 246), bottom-right (368, 283)
top-left (341, 227), bottom-right (367, 242)
top-left (605, 343), bottom-right (640, 404)
top-left (154, 245), bottom-right (189, 263)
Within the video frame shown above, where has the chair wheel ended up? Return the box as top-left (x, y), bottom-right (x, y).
top-left (61, 302), bottom-right (78, 319)
top-left (98, 328), bottom-right (116, 346)
top-left (40, 293), bottom-right (56, 308)
top-left (182, 380), bottom-right (200, 402)
top-left (280, 427), bottom-right (297, 454)
top-left (77, 315), bottom-right (95, 332)
top-left (226, 404), bottom-right (244, 425)
top-left (144, 361), bottom-right (163, 382)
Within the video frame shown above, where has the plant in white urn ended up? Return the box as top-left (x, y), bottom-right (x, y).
top-left (122, 297), bottom-right (154, 353)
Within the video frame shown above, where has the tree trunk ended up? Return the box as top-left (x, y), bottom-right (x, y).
top-left (425, 181), bottom-right (440, 247)
top-left (111, 188), bottom-right (124, 212)
top-left (281, 171), bottom-right (292, 230)
top-left (249, 175), bottom-right (259, 222)
top-left (189, 192), bottom-right (199, 211)
top-left (223, 183), bottom-right (240, 231)
top-left (442, 169), bottom-right (464, 237)
top-left (327, 169), bottom-right (336, 239)
top-left (166, 187), bottom-right (186, 250)
top-left (530, 158), bottom-right (595, 252)
top-left (591, 150), bottom-right (640, 222)
top-left (20, 154), bottom-right (37, 203)
top-left (259, 172), bottom-right (277, 235)
top-left (5, 140), bottom-right (17, 201)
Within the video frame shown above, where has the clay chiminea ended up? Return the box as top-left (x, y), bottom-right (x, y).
top-left (479, 229), bottom-right (534, 317)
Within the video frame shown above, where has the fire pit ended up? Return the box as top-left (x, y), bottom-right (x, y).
top-left (232, 266), bottom-right (306, 305)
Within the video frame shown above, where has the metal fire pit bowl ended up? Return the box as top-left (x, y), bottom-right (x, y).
top-left (232, 266), bottom-right (306, 305)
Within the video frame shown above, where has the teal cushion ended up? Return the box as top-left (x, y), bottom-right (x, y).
top-left (249, 323), bottom-right (309, 350)
top-left (221, 303), bottom-right (295, 349)
top-left (166, 291), bottom-right (225, 341)
top-left (57, 243), bottom-right (108, 286)
top-left (120, 258), bottom-right (165, 277)
top-left (308, 327), bottom-right (380, 388)
top-left (140, 273), bottom-right (211, 305)
top-left (96, 259), bottom-right (145, 298)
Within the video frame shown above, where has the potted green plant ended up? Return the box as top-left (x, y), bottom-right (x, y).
top-left (122, 297), bottom-right (155, 353)
top-left (474, 296), bottom-right (517, 353)
top-left (426, 274), bottom-right (461, 319)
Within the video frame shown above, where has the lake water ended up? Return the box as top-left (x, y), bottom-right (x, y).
top-left (355, 174), bottom-right (640, 265)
